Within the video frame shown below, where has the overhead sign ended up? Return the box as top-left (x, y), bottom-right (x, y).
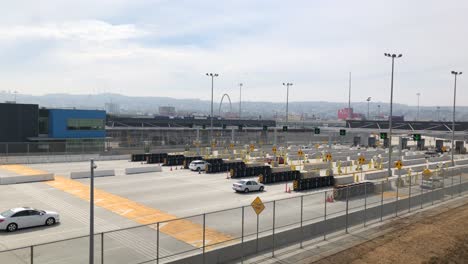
top-left (358, 156), bottom-right (366, 165)
top-left (314, 127), bottom-right (320, 134)
top-left (251, 196), bottom-right (265, 215)
top-left (339, 129), bottom-right (346, 136)
top-left (380, 132), bottom-right (388, 139)
top-left (395, 160), bottom-right (403, 169)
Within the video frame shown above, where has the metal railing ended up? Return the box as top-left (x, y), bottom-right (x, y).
top-left (0, 168), bottom-right (467, 264)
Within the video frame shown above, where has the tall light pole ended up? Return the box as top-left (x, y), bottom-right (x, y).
top-left (206, 73), bottom-right (219, 145)
top-left (348, 72), bottom-right (352, 111)
top-left (416, 92), bottom-right (421, 120)
top-left (436, 106), bottom-right (440, 121)
top-left (89, 159), bottom-right (97, 264)
top-left (451, 71), bottom-right (462, 166)
top-left (384, 53), bottom-right (402, 178)
top-left (366, 97), bottom-right (371, 119)
top-left (283, 83), bottom-right (293, 124)
top-left (378, 104), bottom-right (381, 118)
top-left (239, 83), bottom-right (243, 119)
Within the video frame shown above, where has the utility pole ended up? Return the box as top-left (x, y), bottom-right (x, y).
top-left (206, 73), bottom-right (219, 145)
top-left (239, 83), bottom-right (243, 119)
top-left (366, 97), bottom-right (371, 119)
top-left (283, 83), bottom-right (293, 124)
top-left (451, 71), bottom-right (462, 166)
top-left (416, 92), bottom-right (421, 120)
top-left (384, 53), bottom-right (403, 178)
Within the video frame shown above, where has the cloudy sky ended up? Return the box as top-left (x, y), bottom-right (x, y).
top-left (0, 0), bottom-right (467, 106)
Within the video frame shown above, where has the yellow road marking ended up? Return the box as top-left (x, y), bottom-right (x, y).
top-left (0, 165), bottom-right (48, 176)
top-left (3, 165), bottom-right (232, 249)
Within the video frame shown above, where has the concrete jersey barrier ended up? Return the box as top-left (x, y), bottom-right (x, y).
top-left (70, 170), bottom-right (115, 179)
top-left (125, 166), bottom-right (162, 175)
top-left (0, 173), bottom-right (54, 185)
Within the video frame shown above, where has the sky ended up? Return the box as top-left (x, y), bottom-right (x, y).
top-left (0, 0), bottom-right (467, 106)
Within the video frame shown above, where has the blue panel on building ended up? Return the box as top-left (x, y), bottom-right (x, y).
top-left (48, 109), bottom-right (106, 139)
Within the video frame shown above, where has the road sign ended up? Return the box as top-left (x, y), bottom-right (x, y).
top-left (339, 129), bottom-right (346, 136)
top-left (298, 149), bottom-right (304, 156)
top-left (358, 156), bottom-right (366, 165)
top-left (229, 143), bottom-right (234, 149)
top-left (380, 132), bottom-right (388, 139)
top-left (395, 160), bottom-right (403, 169)
top-left (422, 168), bottom-right (432, 176)
top-left (249, 144), bottom-right (255, 152)
top-left (412, 134), bottom-right (421, 141)
top-left (272, 146), bottom-right (277, 153)
top-left (441, 146), bottom-right (447, 152)
top-left (326, 153), bottom-right (332, 161)
top-left (251, 196), bottom-right (265, 215)
top-left (211, 143), bottom-right (216, 148)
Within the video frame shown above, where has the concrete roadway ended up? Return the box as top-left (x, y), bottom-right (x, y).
top-left (0, 160), bottom-right (467, 264)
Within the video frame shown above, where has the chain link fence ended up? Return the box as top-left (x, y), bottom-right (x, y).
top-left (1, 168), bottom-right (467, 264)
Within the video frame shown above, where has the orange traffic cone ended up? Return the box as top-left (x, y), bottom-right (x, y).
top-left (285, 183), bottom-right (288, 193)
top-left (287, 186), bottom-right (291, 193)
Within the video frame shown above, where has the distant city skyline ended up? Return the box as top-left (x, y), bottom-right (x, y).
top-left (0, 0), bottom-right (466, 106)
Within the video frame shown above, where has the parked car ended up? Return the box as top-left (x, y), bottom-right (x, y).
top-left (266, 156), bottom-right (285, 165)
top-left (233, 180), bottom-right (265, 193)
top-left (421, 177), bottom-right (444, 189)
top-left (189, 160), bottom-right (209, 171)
top-left (0, 207), bottom-right (60, 232)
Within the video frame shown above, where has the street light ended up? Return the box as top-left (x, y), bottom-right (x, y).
top-left (239, 83), bottom-right (243, 119)
top-left (416, 92), bottom-right (421, 120)
top-left (89, 159), bottom-right (97, 264)
top-left (206, 73), bottom-right (219, 145)
top-left (366, 97), bottom-right (371, 119)
top-left (451, 71), bottom-right (462, 166)
top-left (377, 104), bottom-right (381, 118)
top-left (384, 53), bottom-right (403, 178)
top-left (283, 83), bottom-right (293, 124)
top-left (436, 106), bottom-right (440, 121)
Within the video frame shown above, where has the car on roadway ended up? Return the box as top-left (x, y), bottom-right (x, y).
top-left (189, 160), bottom-right (209, 171)
top-left (421, 177), bottom-right (444, 190)
top-left (0, 207), bottom-right (60, 232)
top-left (233, 180), bottom-right (265, 193)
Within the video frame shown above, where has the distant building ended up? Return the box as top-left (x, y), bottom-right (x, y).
top-left (105, 102), bottom-right (120, 114)
top-left (159, 106), bottom-right (176, 116)
top-left (338, 108), bottom-right (364, 120)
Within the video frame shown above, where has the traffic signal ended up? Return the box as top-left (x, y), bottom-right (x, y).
top-left (314, 127), bottom-right (320, 134)
top-left (238, 125), bottom-right (243, 131)
top-left (222, 124), bottom-right (227, 130)
top-left (412, 134), bottom-right (421, 141)
top-left (263, 125), bottom-right (268, 131)
top-left (283, 126), bottom-right (288, 131)
top-left (339, 129), bottom-right (346, 136)
top-left (380, 132), bottom-right (388, 139)
top-left (188, 124), bottom-right (193, 128)
top-left (202, 124), bottom-right (206, 130)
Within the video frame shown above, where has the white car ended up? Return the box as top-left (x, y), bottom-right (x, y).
top-left (233, 180), bottom-right (265, 193)
top-left (0, 207), bottom-right (60, 232)
top-left (189, 160), bottom-right (209, 171)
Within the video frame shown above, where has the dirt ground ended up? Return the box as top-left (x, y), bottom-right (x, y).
top-left (314, 203), bottom-right (468, 264)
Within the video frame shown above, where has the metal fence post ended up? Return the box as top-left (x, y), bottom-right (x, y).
top-left (272, 200), bottom-right (276, 257)
top-left (157, 222), bottom-right (160, 264)
top-left (364, 182), bottom-right (367, 227)
top-left (345, 185), bottom-right (349, 234)
top-left (324, 191), bottom-right (327, 240)
top-left (101, 232), bottom-right (104, 264)
top-left (431, 178), bottom-right (434, 206)
top-left (451, 173), bottom-right (454, 199)
top-left (30, 245), bottom-right (34, 264)
top-left (395, 178), bottom-right (399, 217)
top-left (459, 173), bottom-right (462, 197)
top-left (420, 172), bottom-right (424, 209)
top-left (256, 214), bottom-right (259, 252)
top-left (203, 213), bottom-right (206, 264)
top-left (408, 175), bottom-right (411, 213)
top-left (380, 181), bottom-right (384, 222)
top-left (241, 206), bottom-right (245, 263)
top-left (300, 195), bottom-right (304, 249)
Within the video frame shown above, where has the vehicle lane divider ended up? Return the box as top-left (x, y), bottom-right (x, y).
top-left (4, 164), bottom-right (233, 249)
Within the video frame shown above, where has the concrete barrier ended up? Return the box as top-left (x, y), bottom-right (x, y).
top-left (402, 158), bottom-right (427, 166)
top-left (70, 170), bottom-right (115, 179)
top-left (404, 153), bottom-right (426, 160)
top-left (334, 175), bottom-right (355, 185)
top-left (407, 165), bottom-right (426, 172)
top-left (364, 170), bottom-right (391, 180)
top-left (125, 166), bottom-right (162, 175)
top-left (303, 162), bottom-right (329, 170)
top-left (0, 173), bottom-right (54, 185)
top-left (455, 159), bottom-right (468, 166)
top-left (429, 156), bottom-right (451, 162)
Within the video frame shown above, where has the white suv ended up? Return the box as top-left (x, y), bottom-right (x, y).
top-left (189, 160), bottom-right (209, 171)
